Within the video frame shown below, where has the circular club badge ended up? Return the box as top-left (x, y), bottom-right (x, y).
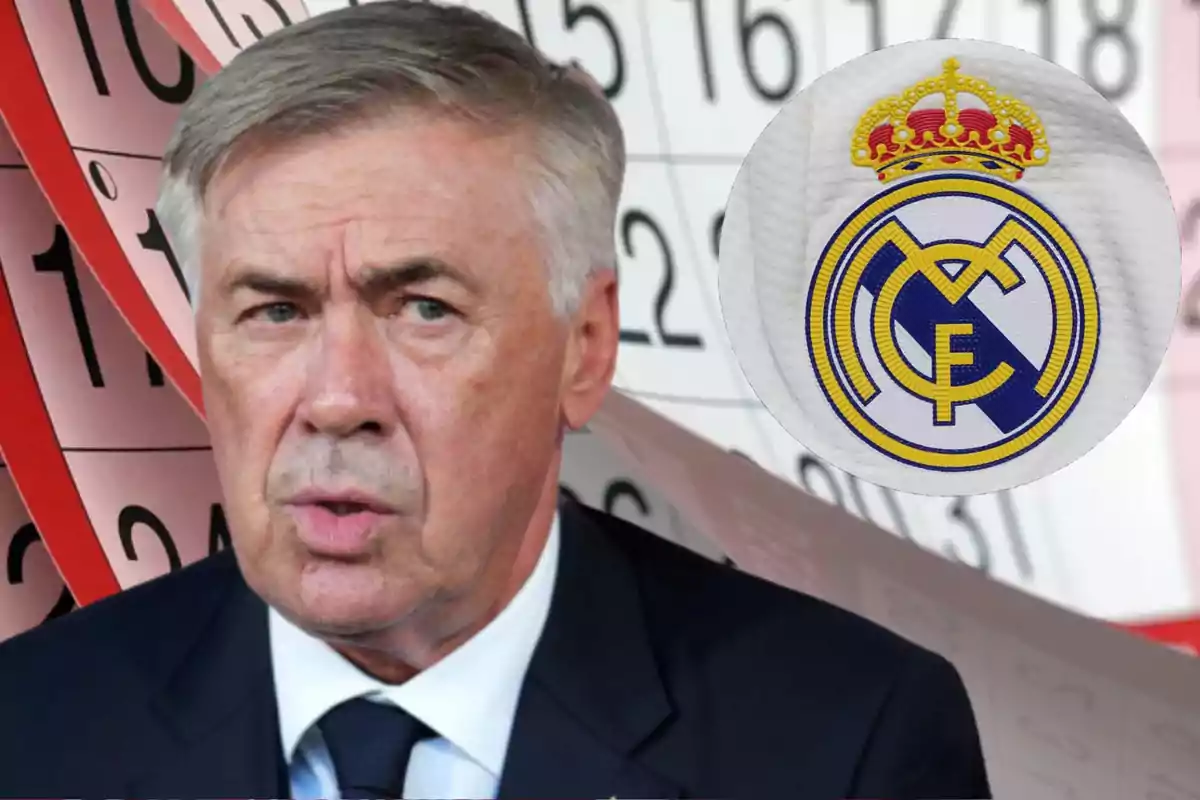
top-left (718, 39), bottom-right (1180, 496)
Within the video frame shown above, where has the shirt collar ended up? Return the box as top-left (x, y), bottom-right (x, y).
top-left (269, 513), bottom-right (561, 777)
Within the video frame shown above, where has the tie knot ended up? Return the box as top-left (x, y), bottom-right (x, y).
top-left (320, 697), bottom-right (433, 799)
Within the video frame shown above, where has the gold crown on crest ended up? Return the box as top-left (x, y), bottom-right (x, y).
top-left (851, 58), bottom-right (1050, 184)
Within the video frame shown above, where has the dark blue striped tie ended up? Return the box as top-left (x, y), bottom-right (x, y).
top-left (320, 697), bottom-right (433, 800)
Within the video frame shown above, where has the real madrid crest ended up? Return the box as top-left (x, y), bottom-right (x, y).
top-left (718, 39), bottom-right (1180, 496)
top-left (812, 56), bottom-right (1098, 472)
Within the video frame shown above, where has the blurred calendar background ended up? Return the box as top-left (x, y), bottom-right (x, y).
top-left (1, 0), bottom-right (1198, 644)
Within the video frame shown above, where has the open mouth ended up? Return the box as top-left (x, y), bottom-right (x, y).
top-left (315, 500), bottom-right (374, 516)
top-left (287, 495), bottom-right (392, 555)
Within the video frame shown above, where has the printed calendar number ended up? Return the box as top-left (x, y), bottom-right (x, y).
top-left (601, 477), bottom-right (651, 520)
top-left (0, 171), bottom-right (207, 450)
top-left (116, 501), bottom-right (232, 571)
top-left (613, 164), bottom-right (749, 401)
top-left (516, 0), bottom-right (625, 98)
top-left (71, 0), bottom-right (195, 106)
top-left (987, 0), bottom-right (1144, 98)
top-left (1078, 0), bottom-right (1140, 103)
top-left (32, 224), bottom-right (162, 390)
top-left (940, 493), bottom-right (1034, 581)
top-left (642, 0), bottom-right (820, 157)
top-left (3, 522), bottom-right (75, 629)
top-left (616, 209), bottom-right (704, 349)
top-left (118, 504), bottom-right (183, 573)
top-left (14, 0), bottom-right (194, 155)
top-left (613, 163), bottom-right (755, 401)
top-left (66, 450), bottom-right (225, 588)
top-left (680, 0), bottom-right (802, 103)
top-left (508, 0), bottom-right (660, 154)
top-left (559, 474), bottom-right (655, 525)
top-left (923, 490), bottom-right (1041, 589)
top-left (989, 0), bottom-right (1154, 142)
top-left (117, 502), bottom-right (231, 566)
top-left (79, 153), bottom-right (198, 365)
top-left (80, 160), bottom-right (188, 302)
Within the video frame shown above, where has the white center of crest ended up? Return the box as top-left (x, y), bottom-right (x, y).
top-left (844, 193), bottom-right (1058, 451)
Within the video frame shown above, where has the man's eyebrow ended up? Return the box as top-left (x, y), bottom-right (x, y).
top-left (358, 258), bottom-right (481, 295)
top-left (223, 258), bottom-right (480, 298)
top-left (224, 269), bottom-right (313, 299)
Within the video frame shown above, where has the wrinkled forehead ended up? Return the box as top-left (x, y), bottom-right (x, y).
top-left (199, 113), bottom-right (545, 282)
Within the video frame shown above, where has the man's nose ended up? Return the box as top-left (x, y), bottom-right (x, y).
top-left (297, 308), bottom-right (395, 439)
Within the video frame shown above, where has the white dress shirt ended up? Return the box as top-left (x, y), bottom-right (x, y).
top-left (269, 515), bottom-right (560, 800)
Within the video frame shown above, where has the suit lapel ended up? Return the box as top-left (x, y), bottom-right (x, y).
top-left (124, 502), bottom-right (682, 797)
top-left (127, 555), bottom-right (287, 797)
top-left (498, 499), bottom-right (684, 799)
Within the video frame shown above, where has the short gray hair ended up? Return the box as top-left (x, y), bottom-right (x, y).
top-left (156, 0), bottom-right (626, 316)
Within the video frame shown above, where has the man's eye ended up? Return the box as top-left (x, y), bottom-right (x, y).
top-left (250, 302), bottom-right (301, 324)
top-left (408, 298), bottom-right (453, 322)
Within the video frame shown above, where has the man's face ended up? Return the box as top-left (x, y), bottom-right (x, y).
top-left (196, 113), bottom-right (615, 644)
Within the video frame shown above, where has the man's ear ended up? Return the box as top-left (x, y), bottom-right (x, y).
top-left (560, 269), bottom-right (619, 431)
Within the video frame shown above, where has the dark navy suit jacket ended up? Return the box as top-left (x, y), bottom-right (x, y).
top-left (0, 498), bottom-right (991, 798)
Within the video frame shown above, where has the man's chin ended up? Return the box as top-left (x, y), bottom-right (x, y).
top-left (286, 560), bottom-right (407, 638)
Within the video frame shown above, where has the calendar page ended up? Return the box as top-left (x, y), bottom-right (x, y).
top-left (0, 120), bottom-right (227, 594)
top-left (0, 0), bottom-right (204, 410)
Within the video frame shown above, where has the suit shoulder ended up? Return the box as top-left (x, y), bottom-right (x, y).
top-left (0, 551), bottom-right (239, 680)
top-left (586, 505), bottom-right (936, 672)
